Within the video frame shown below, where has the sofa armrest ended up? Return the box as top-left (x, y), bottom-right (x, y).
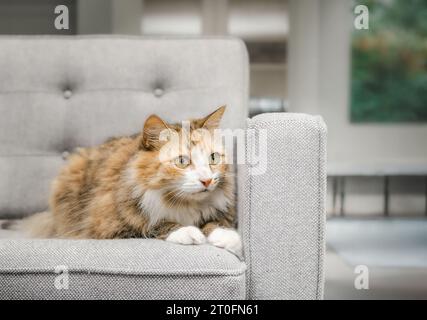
top-left (237, 113), bottom-right (327, 300)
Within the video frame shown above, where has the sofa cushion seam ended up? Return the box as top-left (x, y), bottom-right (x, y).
top-left (0, 267), bottom-right (247, 277)
top-left (246, 119), bottom-right (254, 299)
top-left (316, 116), bottom-right (324, 299)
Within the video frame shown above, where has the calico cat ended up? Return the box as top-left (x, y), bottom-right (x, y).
top-left (22, 106), bottom-right (242, 256)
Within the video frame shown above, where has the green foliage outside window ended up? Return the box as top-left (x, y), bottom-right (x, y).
top-left (351, 0), bottom-right (427, 122)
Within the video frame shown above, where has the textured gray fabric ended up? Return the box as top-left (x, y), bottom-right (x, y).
top-left (0, 237), bottom-right (246, 299)
top-left (238, 113), bottom-right (327, 300)
top-left (0, 156), bottom-right (65, 218)
top-left (0, 273), bottom-right (245, 300)
top-left (0, 35), bottom-right (249, 217)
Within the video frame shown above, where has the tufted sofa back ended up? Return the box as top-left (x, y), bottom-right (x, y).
top-left (0, 36), bottom-right (249, 218)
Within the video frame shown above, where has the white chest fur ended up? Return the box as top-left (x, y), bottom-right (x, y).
top-left (139, 189), bottom-right (230, 227)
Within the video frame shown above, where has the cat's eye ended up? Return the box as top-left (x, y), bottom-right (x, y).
top-left (174, 155), bottom-right (190, 168)
top-left (209, 152), bottom-right (221, 165)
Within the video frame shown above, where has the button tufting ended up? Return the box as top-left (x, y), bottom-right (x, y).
top-left (63, 90), bottom-right (72, 99)
top-left (61, 151), bottom-right (70, 160)
top-left (153, 88), bottom-right (164, 97)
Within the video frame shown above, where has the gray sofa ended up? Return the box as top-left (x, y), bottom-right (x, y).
top-left (0, 36), bottom-right (326, 300)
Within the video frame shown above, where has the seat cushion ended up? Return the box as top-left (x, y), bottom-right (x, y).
top-left (0, 228), bottom-right (246, 299)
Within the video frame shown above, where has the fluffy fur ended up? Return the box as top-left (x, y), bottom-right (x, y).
top-left (21, 106), bottom-right (242, 255)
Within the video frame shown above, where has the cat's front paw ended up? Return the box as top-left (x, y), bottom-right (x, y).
top-left (207, 228), bottom-right (242, 257)
top-left (166, 226), bottom-right (206, 245)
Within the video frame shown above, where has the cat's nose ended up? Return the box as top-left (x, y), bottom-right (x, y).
top-left (200, 178), bottom-right (212, 188)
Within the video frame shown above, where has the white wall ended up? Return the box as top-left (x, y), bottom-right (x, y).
top-left (288, 0), bottom-right (320, 114)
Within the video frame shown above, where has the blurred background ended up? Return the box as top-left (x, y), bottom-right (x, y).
top-left (0, 0), bottom-right (426, 299)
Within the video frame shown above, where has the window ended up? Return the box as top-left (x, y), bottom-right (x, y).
top-left (351, 0), bottom-right (427, 122)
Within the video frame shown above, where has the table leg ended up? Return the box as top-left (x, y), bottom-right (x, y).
top-left (425, 176), bottom-right (427, 217)
top-left (332, 177), bottom-right (338, 216)
top-left (340, 177), bottom-right (345, 217)
top-left (384, 176), bottom-right (389, 217)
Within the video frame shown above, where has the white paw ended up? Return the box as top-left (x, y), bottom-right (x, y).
top-left (208, 228), bottom-right (242, 257)
top-left (165, 226), bottom-right (206, 245)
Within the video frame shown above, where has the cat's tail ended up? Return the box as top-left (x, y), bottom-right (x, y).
top-left (1, 211), bottom-right (55, 238)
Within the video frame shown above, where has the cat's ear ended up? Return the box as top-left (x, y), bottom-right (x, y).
top-left (201, 105), bottom-right (226, 130)
top-left (142, 114), bottom-right (169, 150)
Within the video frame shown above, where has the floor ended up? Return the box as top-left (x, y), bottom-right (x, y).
top-left (324, 218), bottom-right (427, 300)
top-left (325, 247), bottom-right (427, 299)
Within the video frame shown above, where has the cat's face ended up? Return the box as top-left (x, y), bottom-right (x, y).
top-left (135, 106), bottom-right (231, 202)
top-left (160, 127), bottom-right (228, 199)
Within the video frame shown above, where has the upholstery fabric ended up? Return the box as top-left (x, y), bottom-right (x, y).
top-left (0, 235), bottom-right (246, 299)
top-left (0, 36), bottom-right (249, 217)
top-left (238, 113), bottom-right (327, 299)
